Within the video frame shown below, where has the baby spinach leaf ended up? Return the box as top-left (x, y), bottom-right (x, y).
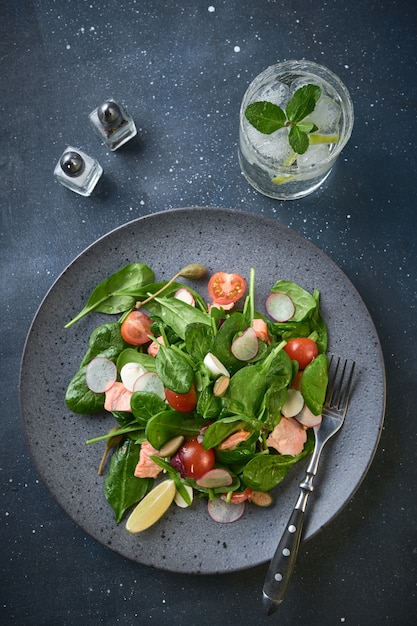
top-left (185, 323), bottom-right (214, 363)
top-left (301, 353), bottom-right (328, 415)
top-left (130, 391), bottom-right (167, 425)
top-left (145, 410), bottom-right (202, 449)
top-left (196, 385), bottom-right (222, 420)
top-left (243, 446), bottom-right (311, 491)
top-left (155, 344), bottom-right (194, 394)
top-left (202, 419), bottom-right (248, 450)
top-left (146, 296), bottom-right (211, 340)
top-left (211, 312), bottom-right (248, 373)
top-left (104, 439), bottom-right (153, 523)
top-left (65, 263), bottom-right (154, 328)
top-left (65, 323), bottom-right (128, 414)
top-left (116, 348), bottom-right (157, 373)
top-left (270, 280), bottom-right (317, 322)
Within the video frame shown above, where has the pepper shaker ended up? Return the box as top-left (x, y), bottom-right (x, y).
top-left (53, 146), bottom-right (103, 196)
top-left (89, 98), bottom-right (137, 150)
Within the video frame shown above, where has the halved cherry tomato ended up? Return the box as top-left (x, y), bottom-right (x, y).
top-left (165, 385), bottom-right (198, 413)
top-left (283, 338), bottom-right (319, 370)
top-left (120, 310), bottom-right (152, 346)
top-left (181, 440), bottom-right (215, 480)
top-left (207, 272), bottom-right (247, 305)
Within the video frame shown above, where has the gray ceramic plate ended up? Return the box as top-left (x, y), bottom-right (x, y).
top-left (20, 207), bottom-right (385, 574)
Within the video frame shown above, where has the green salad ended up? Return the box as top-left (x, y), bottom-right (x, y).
top-left (65, 263), bottom-right (329, 530)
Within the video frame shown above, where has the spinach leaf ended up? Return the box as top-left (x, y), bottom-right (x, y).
top-left (270, 280), bottom-right (317, 322)
top-left (155, 344), bottom-right (194, 394)
top-left (185, 323), bottom-right (215, 363)
top-left (301, 353), bottom-right (328, 415)
top-left (196, 385), bottom-right (222, 420)
top-left (65, 263), bottom-right (154, 328)
top-left (116, 348), bottom-right (157, 373)
top-left (202, 418), bottom-right (248, 449)
top-left (146, 296), bottom-right (211, 340)
top-left (211, 312), bottom-right (249, 373)
top-left (146, 410), bottom-right (202, 449)
top-left (65, 323), bottom-right (128, 414)
top-left (243, 445), bottom-right (312, 491)
top-left (130, 391), bottom-right (167, 425)
top-left (104, 439), bottom-right (153, 523)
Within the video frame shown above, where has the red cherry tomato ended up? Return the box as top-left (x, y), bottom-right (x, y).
top-left (283, 338), bottom-right (319, 370)
top-left (165, 385), bottom-right (198, 413)
top-left (120, 310), bottom-right (152, 346)
top-left (207, 272), bottom-right (247, 305)
top-left (181, 440), bottom-right (215, 480)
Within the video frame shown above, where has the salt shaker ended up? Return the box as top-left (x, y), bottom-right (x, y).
top-left (54, 147), bottom-right (103, 196)
top-left (89, 98), bottom-right (137, 150)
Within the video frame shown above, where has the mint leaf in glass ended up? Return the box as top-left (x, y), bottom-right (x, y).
top-left (244, 84), bottom-right (322, 155)
top-left (244, 101), bottom-right (286, 134)
top-left (286, 84), bottom-right (321, 123)
top-left (289, 125), bottom-right (309, 154)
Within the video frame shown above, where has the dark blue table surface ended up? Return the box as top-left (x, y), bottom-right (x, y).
top-left (1, 1), bottom-right (416, 624)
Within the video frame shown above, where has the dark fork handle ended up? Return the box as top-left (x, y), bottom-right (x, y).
top-left (262, 503), bottom-right (305, 615)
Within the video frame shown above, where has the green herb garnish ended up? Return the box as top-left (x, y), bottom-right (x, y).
top-left (244, 84), bottom-right (321, 155)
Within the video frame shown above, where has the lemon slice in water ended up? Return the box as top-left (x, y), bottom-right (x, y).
top-left (126, 479), bottom-right (176, 533)
top-left (309, 133), bottom-right (339, 144)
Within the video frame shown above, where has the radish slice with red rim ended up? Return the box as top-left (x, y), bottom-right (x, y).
top-left (196, 468), bottom-right (233, 488)
top-left (295, 404), bottom-right (322, 428)
top-left (231, 327), bottom-right (259, 361)
top-left (207, 498), bottom-right (245, 523)
top-left (132, 372), bottom-right (165, 399)
top-left (266, 292), bottom-right (295, 322)
top-left (281, 389), bottom-right (304, 418)
top-left (85, 357), bottom-right (117, 393)
top-left (174, 288), bottom-right (195, 306)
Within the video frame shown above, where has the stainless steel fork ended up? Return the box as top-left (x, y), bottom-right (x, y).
top-left (262, 356), bottom-right (355, 616)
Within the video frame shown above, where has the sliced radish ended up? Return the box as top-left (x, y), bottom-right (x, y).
top-left (85, 357), bottom-right (117, 393)
top-left (207, 498), bottom-right (245, 523)
top-left (266, 292), bottom-right (295, 322)
top-left (281, 389), bottom-right (305, 418)
top-left (120, 362), bottom-right (147, 391)
top-left (203, 352), bottom-right (230, 378)
top-left (295, 404), bottom-right (323, 428)
top-left (196, 468), bottom-right (233, 489)
top-left (231, 327), bottom-right (259, 361)
top-left (174, 484), bottom-right (194, 508)
top-left (133, 372), bottom-right (166, 399)
top-left (174, 288), bottom-right (195, 306)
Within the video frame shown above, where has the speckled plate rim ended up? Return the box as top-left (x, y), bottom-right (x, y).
top-left (19, 207), bottom-right (385, 574)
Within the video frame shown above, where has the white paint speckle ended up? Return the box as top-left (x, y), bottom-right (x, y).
top-left (234, 45), bottom-right (241, 53)
top-left (208, 6), bottom-right (215, 12)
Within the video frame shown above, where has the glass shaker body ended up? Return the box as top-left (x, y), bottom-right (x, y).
top-left (89, 98), bottom-right (137, 150)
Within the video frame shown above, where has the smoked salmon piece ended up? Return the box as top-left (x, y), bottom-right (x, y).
top-left (134, 441), bottom-right (163, 479)
top-left (104, 382), bottom-right (133, 412)
top-left (266, 416), bottom-right (307, 456)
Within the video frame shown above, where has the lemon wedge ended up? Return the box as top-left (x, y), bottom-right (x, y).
top-left (126, 479), bottom-right (176, 533)
top-left (271, 174), bottom-right (296, 186)
top-left (309, 133), bottom-right (339, 144)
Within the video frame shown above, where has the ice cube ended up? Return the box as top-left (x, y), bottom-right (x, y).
top-left (306, 96), bottom-right (341, 134)
top-left (298, 143), bottom-right (330, 167)
top-left (256, 81), bottom-right (290, 107)
top-left (255, 127), bottom-right (294, 164)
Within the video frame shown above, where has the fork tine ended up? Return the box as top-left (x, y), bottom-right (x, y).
top-left (326, 356), bottom-right (355, 415)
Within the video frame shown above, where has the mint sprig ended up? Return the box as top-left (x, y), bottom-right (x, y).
top-left (244, 84), bottom-right (321, 155)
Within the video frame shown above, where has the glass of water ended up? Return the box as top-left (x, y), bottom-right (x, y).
top-left (238, 60), bottom-right (354, 200)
